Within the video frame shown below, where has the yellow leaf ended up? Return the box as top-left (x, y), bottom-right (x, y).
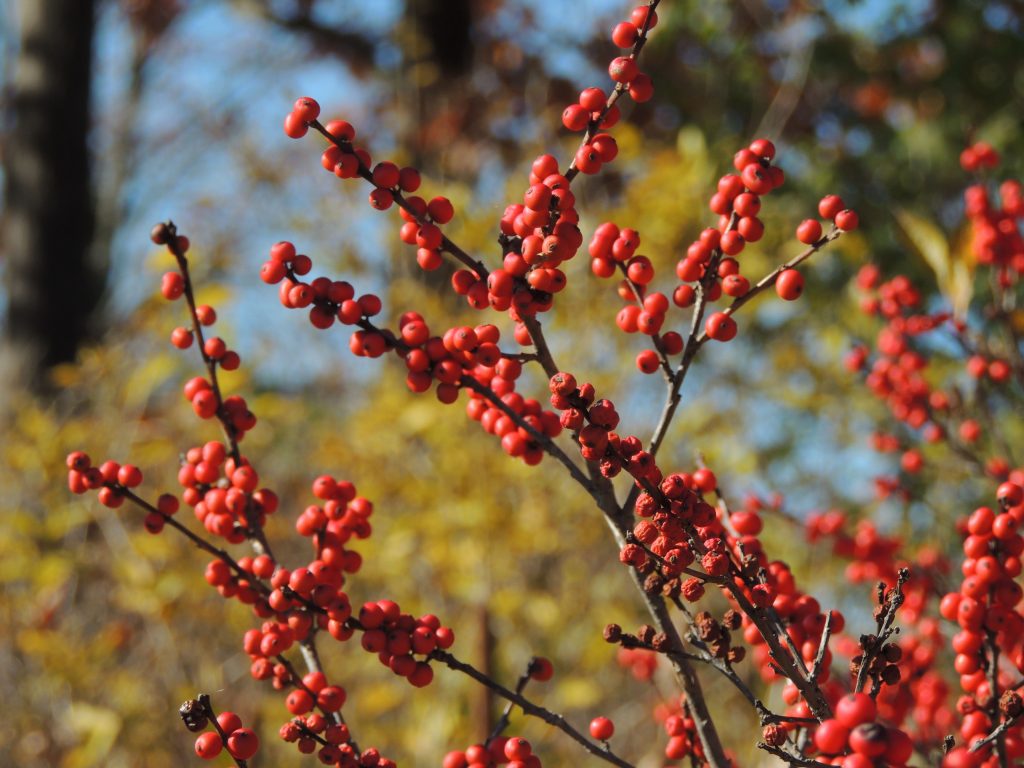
top-left (62, 702), bottom-right (121, 768)
top-left (949, 260), bottom-right (974, 321)
top-left (895, 209), bottom-right (975, 319)
top-left (895, 208), bottom-right (949, 285)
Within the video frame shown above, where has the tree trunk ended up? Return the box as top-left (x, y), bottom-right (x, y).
top-left (2, 0), bottom-right (99, 393)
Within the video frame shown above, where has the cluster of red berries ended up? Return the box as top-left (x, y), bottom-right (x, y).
top-left (560, 4), bottom-right (658, 168)
top-left (76, 222), bottom-right (460, 766)
top-left (549, 373), bottom-right (854, 732)
top-left (161, 275), bottom-right (241, 370)
top-left (192, 711), bottom-right (260, 762)
top-left (495, 155), bottom-right (584, 305)
top-left (850, 265), bottom-right (951, 434)
top-left (678, 140), bottom-right (857, 343)
top-left (183, 372), bottom-right (257, 433)
top-left (261, 242), bottom-right (567, 462)
top-left (286, 97), bottom-right (466, 288)
top-left (807, 693), bottom-right (914, 767)
top-left (443, 736), bottom-right (542, 768)
top-left (661, 704), bottom-right (705, 762)
top-left (352, 599), bottom-right (452, 687)
top-left (155, 233), bottom-right (241, 362)
top-left (586, 221), bottom-right (682, 373)
top-left (849, 256), bottom-right (1024, 509)
top-left (278, 715), bottom-right (395, 767)
top-left (66, 450), bottom-right (143, 509)
top-left (938, 483), bottom-right (1024, 758)
top-left (175, 441), bottom-right (273, 542)
top-left (548, 371), bottom-right (666, 484)
top-left (154, 234), bottom-right (257, 433)
top-left (462, 356), bottom-right (563, 463)
top-left (959, 141), bottom-right (1000, 173)
top-left (961, 148), bottom-right (1023, 280)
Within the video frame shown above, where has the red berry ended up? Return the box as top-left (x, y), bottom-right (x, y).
top-left (819, 194), bottom-right (845, 219)
top-left (530, 657), bottom-right (554, 681)
top-left (283, 111), bottom-right (308, 139)
top-left (733, 148), bottom-right (759, 170)
top-left (720, 231), bottom-right (745, 255)
top-left (814, 719), bottom-right (849, 754)
top-left (227, 728), bottom-right (260, 760)
top-left (562, 104), bottom-right (590, 132)
top-left (194, 731), bottom-right (222, 759)
top-left (286, 688), bottom-right (315, 715)
top-left (612, 21), bottom-right (639, 48)
top-left (834, 692), bottom-right (876, 729)
top-left (579, 87), bottom-right (606, 111)
top-left (848, 723), bottom-right (887, 758)
top-left (796, 219), bottom-right (823, 244)
top-left (217, 711), bottom-right (242, 734)
top-left (428, 196), bottom-right (455, 224)
top-left (575, 144), bottom-right (602, 175)
top-left (160, 271), bottom-right (184, 300)
top-left (774, 269), bottom-right (804, 301)
top-left (835, 209), bottom-right (859, 231)
top-left (398, 166), bottom-right (421, 192)
top-left (997, 482), bottom-right (1024, 507)
top-left (117, 464), bottom-right (143, 488)
top-left (749, 138), bottom-right (775, 160)
top-left (293, 97), bottom-right (320, 122)
top-left (590, 716), bottom-right (615, 740)
top-left (722, 274), bottom-right (749, 297)
top-left (372, 161), bottom-right (400, 189)
top-left (324, 119), bottom-right (355, 141)
top-left (369, 188), bottom-right (394, 210)
top-left (505, 738), bottom-right (532, 761)
top-left (608, 56), bottom-right (638, 83)
top-left (628, 72), bottom-right (654, 102)
top-left (705, 312), bottom-right (737, 342)
top-left (741, 163), bottom-right (772, 195)
top-left (636, 349), bottom-right (660, 374)
top-left (630, 5), bottom-right (658, 29)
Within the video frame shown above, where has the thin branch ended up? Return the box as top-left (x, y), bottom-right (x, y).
top-left (758, 742), bottom-right (833, 767)
top-left (485, 658), bottom-right (541, 748)
top-left (308, 121), bottom-right (489, 278)
top-left (855, 569), bottom-right (909, 695)
top-left (459, 375), bottom-right (594, 494)
top-left (121, 488), bottom-right (269, 596)
top-left (165, 223), bottom-right (275, 560)
top-left (430, 650), bottom-right (635, 768)
top-left (691, 227), bottom-right (842, 346)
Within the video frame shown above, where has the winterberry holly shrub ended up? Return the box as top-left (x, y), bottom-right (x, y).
top-left (64, 1), bottom-right (1024, 766)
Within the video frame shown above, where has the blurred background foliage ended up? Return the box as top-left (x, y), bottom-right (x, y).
top-left (1, 0), bottom-right (1022, 765)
